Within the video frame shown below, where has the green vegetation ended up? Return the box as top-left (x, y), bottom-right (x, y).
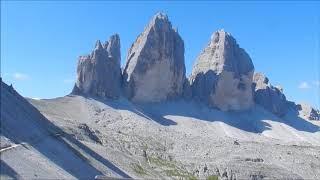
top-left (164, 169), bottom-right (197, 179)
top-left (149, 156), bottom-right (176, 168)
top-left (131, 163), bottom-right (147, 175)
top-left (164, 169), bottom-right (183, 177)
top-left (149, 156), bottom-right (197, 179)
top-left (188, 176), bottom-right (198, 180)
top-left (207, 175), bottom-right (219, 180)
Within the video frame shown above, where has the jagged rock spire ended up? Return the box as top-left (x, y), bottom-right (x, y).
top-left (253, 72), bottom-right (288, 117)
top-left (123, 12), bottom-right (186, 102)
top-left (297, 103), bottom-right (320, 120)
top-left (72, 34), bottom-right (121, 98)
top-left (95, 40), bottom-right (103, 50)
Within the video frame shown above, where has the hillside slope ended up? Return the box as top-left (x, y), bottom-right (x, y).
top-left (27, 94), bottom-right (320, 179)
top-left (0, 81), bottom-right (130, 179)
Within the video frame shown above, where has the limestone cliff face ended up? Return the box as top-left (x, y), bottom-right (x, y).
top-left (123, 13), bottom-right (186, 103)
top-left (72, 34), bottom-right (121, 98)
top-left (67, 13), bottom-right (318, 118)
top-left (252, 72), bottom-right (288, 117)
top-left (190, 30), bottom-right (254, 111)
top-left (296, 103), bottom-right (320, 120)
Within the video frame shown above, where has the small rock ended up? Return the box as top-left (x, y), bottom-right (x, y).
top-left (204, 164), bottom-right (208, 173)
top-left (245, 158), bottom-right (264, 162)
top-left (142, 150), bottom-right (147, 158)
top-left (234, 140), bottom-right (240, 145)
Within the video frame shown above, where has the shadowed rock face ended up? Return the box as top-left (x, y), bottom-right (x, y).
top-left (253, 72), bottom-right (288, 117)
top-left (190, 30), bottom-right (254, 111)
top-left (72, 34), bottom-right (121, 98)
top-left (123, 13), bottom-right (186, 103)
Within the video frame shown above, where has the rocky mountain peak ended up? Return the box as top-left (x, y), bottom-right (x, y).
top-left (123, 13), bottom-right (185, 102)
top-left (253, 72), bottom-right (288, 117)
top-left (253, 72), bottom-right (269, 85)
top-left (190, 30), bottom-right (254, 111)
top-left (207, 30), bottom-right (254, 75)
top-left (104, 34), bottom-right (120, 62)
top-left (94, 40), bottom-right (103, 50)
top-left (297, 103), bottom-right (320, 120)
top-left (143, 12), bottom-right (173, 37)
top-left (71, 34), bottom-right (122, 98)
top-left (153, 12), bottom-right (169, 22)
top-left (210, 29), bottom-right (230, 45)
top-left (68, 13), bottom-right (316, 118)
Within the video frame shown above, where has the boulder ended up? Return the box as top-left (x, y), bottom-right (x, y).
top-left (72, 34), bottom-right (121, 98)
top-left (123, 12), bottom-right (186, 103)
top-left (253, 72), bottom-right (288, 117)
top-left (296, 103), bottom-right (320, 120)
top-left (189, 30), bottom-right (254, 111)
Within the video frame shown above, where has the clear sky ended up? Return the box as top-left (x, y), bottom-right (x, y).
top-left (1, 1), bottom-right (320, 108)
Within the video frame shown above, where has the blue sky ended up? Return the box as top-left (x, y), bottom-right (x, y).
top-left (1, 1), bottom-right (320, 108)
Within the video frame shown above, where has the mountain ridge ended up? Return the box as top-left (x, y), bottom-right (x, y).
top-left (70, 12), bottom-right (319, 120)
top-left (1, 12), bottom-right (320, 180)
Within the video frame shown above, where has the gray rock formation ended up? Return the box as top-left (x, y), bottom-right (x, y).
top-left (72, 34), bottom-right (121, 98)
top-left (123, 13), bottom-right (186, 103)
top-left (182, 78), bottom-right (192, 100)
top-left (253, 72), bottom-right (288, 117)
top-left (296, 103), bottom-right (320, 120)
top-left (189, 30), bottom-right (254, 111)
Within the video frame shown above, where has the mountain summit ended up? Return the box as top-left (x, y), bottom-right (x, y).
top-left (123, 13), bottom-right (186, 102)
top-left (190, 30), bottom-right (254, 111)
top-left (72, 34), bottom-right (121, 98)
top-left (69, 13), bottom-right (319, 119)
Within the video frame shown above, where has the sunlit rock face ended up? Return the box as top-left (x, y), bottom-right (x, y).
top-left (123, 13), bottom-right (186, 103)
top-left (190, 30), bottom-right (254, 111)
top-left (252, 72), bottom-right (288, 117)
top-left (296, 103), bottom-right (320, 120)
top-left (72, 34), bottom-right (121, 98)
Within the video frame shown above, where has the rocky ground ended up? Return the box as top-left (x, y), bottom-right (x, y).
top-left (22, 95), bottom-right (320, 179)
top-left (1, 78), bottom-right (320, 180)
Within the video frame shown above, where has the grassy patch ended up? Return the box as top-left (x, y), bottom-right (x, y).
top-left (164, 169), bottom-right (197, 179)
top-left (149, 156), bottom-right (197, 179)
top-left (207, 175), bottom-right (219, 180)
top-left (131, 163), bottom-right (147, 175)
top-left (164, 169), bottom-right (182, 177)
top-left (149, 156), bottom-right (176, 168)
